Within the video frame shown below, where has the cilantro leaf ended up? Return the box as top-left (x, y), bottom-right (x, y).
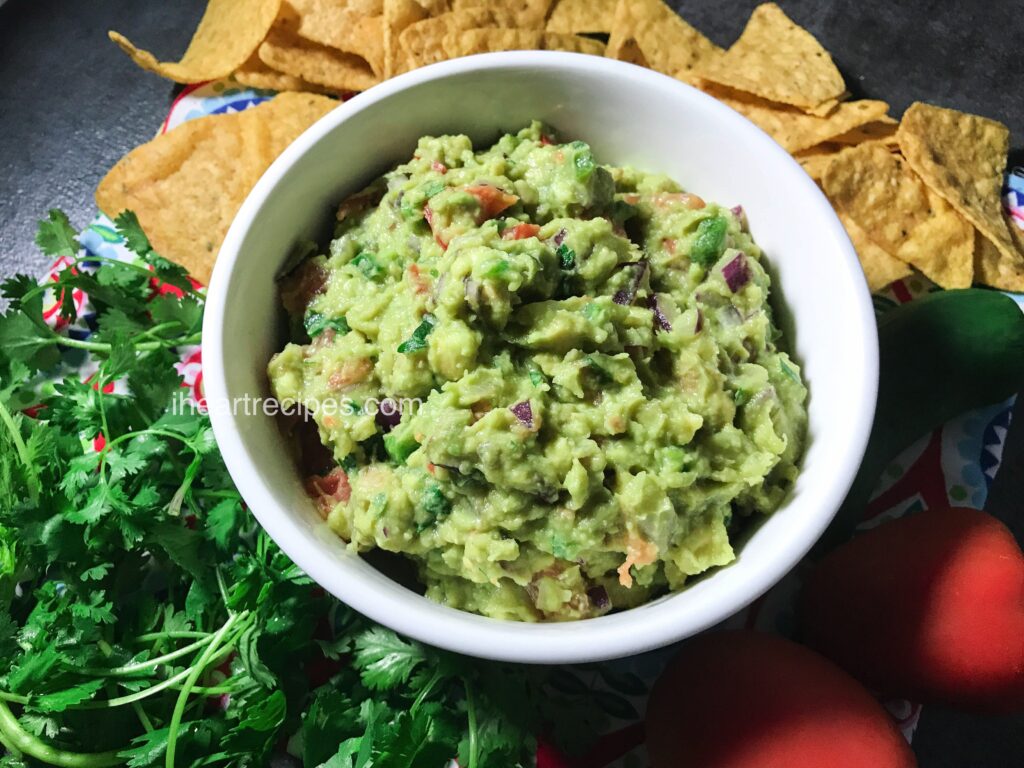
top-left (30, 679), bottom-right (105, 713)
top-left (0, 312), bottom-right (59, 372)
top-left (66, 483), bottom-right (129, 525)
top-left (118, 723), bottom-right (195, 768)
top-left (205, 497), bottom-right (243, 551)
top-left (0, 274), bottom-right (41, 309)
top-left (396, 314), bottom-right (435, 354)
top-left (7, 645), bottom-right (62, 693)
top-left (113, 211), bottom-right (152, 256)
top-left (149, 293), bottom-right (202, 334)
top-left (352, 628), bottom-right (427, 691)
top-left (35, 210), bottom-right (79, 258)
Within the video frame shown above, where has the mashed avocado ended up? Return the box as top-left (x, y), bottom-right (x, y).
top-left (268, 122), bottom-right (808, 621)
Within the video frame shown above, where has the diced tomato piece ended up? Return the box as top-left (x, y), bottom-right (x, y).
top-left (280, 260), bottom-right (329, 315)
top-left (407, 263), bottom-right (430, 294)
top-left (465, 184), bottom-right (518, 221)
top-left (502, 223), bottom-right (541, 240)
top-left (304, 467), bottom-right (351, 519)
top-left (653, 192), bottom-right (706, 209)
top-left (423, 204), bottom-right (447, 250)
top-left (431, 160), bottom-right (447, 174)
top-left (539, 134), bottom-right (554, 146)
top-left (327, 359), bottom-right (373, 391)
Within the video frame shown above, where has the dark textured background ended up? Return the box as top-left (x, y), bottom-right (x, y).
top-left (1, 1), bottom-right (1022, 765)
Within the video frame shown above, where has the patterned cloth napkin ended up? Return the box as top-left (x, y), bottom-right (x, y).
top-left (34, 82), bottom-right (1024, 768)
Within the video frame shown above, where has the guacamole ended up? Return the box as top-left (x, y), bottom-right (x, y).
top-left (268, 122), bottom-right (808, 621)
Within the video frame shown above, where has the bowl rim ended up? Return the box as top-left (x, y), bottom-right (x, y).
top-left (204, 50), bottom-right (879, 663)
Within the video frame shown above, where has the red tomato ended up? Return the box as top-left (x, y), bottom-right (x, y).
top-left (304, 467), bottom-right (351, 519)
top-left (407, 263), bottom-right (430, 293)
top-left (465, 184), bottom-right (518, 220)
top-left (800, 506), bottom-right (1024, 711)
top-left (646, 630), bottom-right (916, 768)
top-left (502, 223), bottom-right (541, 240)
top-left (423, 204), bottom-right (447, 249)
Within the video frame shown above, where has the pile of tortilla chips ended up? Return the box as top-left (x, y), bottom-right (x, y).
top-left (820, 103), bottom-right (1024, 291)
top-left (104, 0), bottom-right (1024, 292)
top-left (95, 93), bottom-right (337, 283)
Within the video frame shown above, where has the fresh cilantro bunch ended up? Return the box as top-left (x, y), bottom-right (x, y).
top-left (0, 212), bottom-right (611, 768)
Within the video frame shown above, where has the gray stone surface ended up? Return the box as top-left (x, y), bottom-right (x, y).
top-left (0, 1), bottom-right (1022, 765)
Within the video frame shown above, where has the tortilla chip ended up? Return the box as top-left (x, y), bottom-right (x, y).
top-left (285, 0), bottom-right (386, 77)
top-left (823, 143), bottom-right (974, 288)
top-left (974, 215), bottom-right (1024, 291)
top-left (110, 0), bottom-right (282, 84)
top-left (895, 186), bottom-right (974, 289)
top-left (606, 0), bottom-right (721, 84)
top-left (95, 93), bottom-right (337, 284)
top-left (837, 211), bottom-right (912, 292)
top-left (797, 148), bottom-right (838, 183)
top-left (1012, 215), bottom-right (1024, 256)
top-left (382, 0), bottom-right (446, 78)
top-left (451, 0), bottom-right (551, 27)
top-left (401, 9), bottom-right (520, 70)
top-left (896, 101), bottom-right (1017, 266)
top-left (701, 83), bottom-right (890, 154)
top-left (830, 117), bottom-right (897, 146)
top-left (259, 27), bottom-right (379, 92)
top-left (235, 53), bottom-right (338, 94)
top-left (807, 96), bottom-right (844, 119)
top-left (547, 0), bottom-right (616, 34)
top-left (444, 28), bottom-right (605, 58)
top-left (695, 2), bottom-right (845, 112)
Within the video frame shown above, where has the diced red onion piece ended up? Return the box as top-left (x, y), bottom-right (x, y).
top-left (648, 294), bottom-right (672, 332)
top-left (553, 227), bottom-right (568, 246)
top-left (722, 253), bottom-right (750, 292)
top-left (431, 271), bottom-right (447, 302)
top-left (463, 277), bottom-right (480, 307)
top-left (510, 400), bottom-right (534, 429)
top-left (613, 260), bottom-right (648, 305)
top-left (587, 586), bottom-right (610, 609)
top-left (375, 398), bottom-right (401, 431)
top-left (730, 204), bottom-right (744, 217)
top-left (721, 305), bottom-right (743, 326)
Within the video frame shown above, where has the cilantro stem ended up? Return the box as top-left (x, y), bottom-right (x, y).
top-left (52, 333), bottom-right (203, 354)
top-left (0, 399), bottom-right (41, 505)
top-left (464, 681), bottom-right (479, 768)
top-left (134, 630), bottom-right (210, 643)
top-left (131, 702), bottom-right (154, 733)
top-left (82, 634), bottom-right (216, 677)
top-left (411, 669), bottom-right (443, 714)
top-left (73, 633), bottom-right (242, 710)
top-left (0, 700), bottom-right (122, 767)
top-left (98, 427), bottom-right (200, 480)
top-left (165, 611), bottom-right (250, 768)
top-left (0, 728), bottom-right (23, 758)
top-left (97, 371), bottom-right (111, 451)
top-left (75, 254), bottom-right (199, 294)
top-left (0, 690), bottom-right (29, 705)
top-left (134, 321), bottom-right (188, 342)
top-left (102, 428), bottom-right (196, 453)
top-left (14, 253), bottom-right (198, 311)
top-left (172, 677), bottom-right (249, 696)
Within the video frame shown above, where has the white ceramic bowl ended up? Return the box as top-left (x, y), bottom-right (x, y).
top-left (204, 52), bottom-right (878, 664)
